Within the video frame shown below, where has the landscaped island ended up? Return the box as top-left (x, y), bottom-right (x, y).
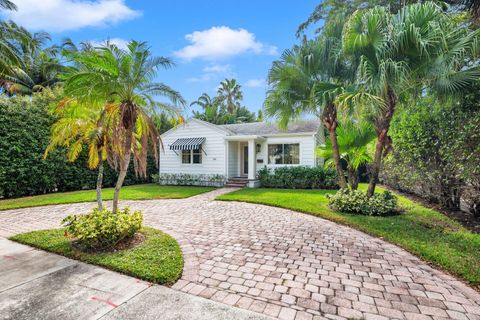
top-left (10, 227), bottom-right (183, 284)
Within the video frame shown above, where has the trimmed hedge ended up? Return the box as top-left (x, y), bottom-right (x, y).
top-left (257, 166), bottom-right (338, 189)
top-left (0, 90), bottom-right (155, 198)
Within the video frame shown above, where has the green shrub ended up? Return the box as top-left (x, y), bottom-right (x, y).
top-left (257, 166), bottom-right (338, 189)
top-left (0, 90), bottom-right (155, 198)
top-left (327, 189), bottom-right (398, 216)
top-left (62, 207), bottom-right (143, 250)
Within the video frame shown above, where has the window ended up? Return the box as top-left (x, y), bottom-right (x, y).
top-left (181, 149), bottom-right (202, 164)
top-left (268, 144), bottom-right (299, 165)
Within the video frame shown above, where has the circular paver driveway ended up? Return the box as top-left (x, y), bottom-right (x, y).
top-left (1, 188), bottom-right (479, 320)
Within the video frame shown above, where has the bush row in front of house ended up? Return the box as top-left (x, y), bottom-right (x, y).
top-left (257, 166), bottom-right (338, 189)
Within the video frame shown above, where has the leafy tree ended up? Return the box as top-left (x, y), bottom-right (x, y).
top-left (217, 78), bottom-right (243, 114)
top-left (191, 91), bottom-right (256, 124)
top-left (257, 109), bottom-right (264, 122)
top-left (342, 2), bottom-right (480, 196)
top-left (62, 41), bottom-right (185, 212)
top-left (265, 17), bottom-right (363, 189)
top-left (297, 0), bottom-right (477, 36)
top-left (383, 94), bottom-right (480, 213)
top-left (44, 99), bottom-right (108, 210)
top-left (0, 22), bottom-right (63, 95)
top-left (318, 120), bottom-right (375, 189)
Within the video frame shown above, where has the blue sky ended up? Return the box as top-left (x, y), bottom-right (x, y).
top-left (2, 0), bottom-right (320, 115)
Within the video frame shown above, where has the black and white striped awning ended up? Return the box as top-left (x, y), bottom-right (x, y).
top-left (169, 137), bottom-right (206, 151)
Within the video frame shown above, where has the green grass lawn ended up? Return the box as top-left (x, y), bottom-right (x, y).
top-left (0, 184), bottom-right (215, 211)
top-left (10, 227), bottom-right (183, 285)
top-left (217, 184), bottom-right (480, 288)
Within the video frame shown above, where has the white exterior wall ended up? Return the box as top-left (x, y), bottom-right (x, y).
top-left (227, 141), bottom-right (239, 177)
top-left (159, 120), bottom-right (227, 176)
top-left (255, 134), bottom-right (317, 173)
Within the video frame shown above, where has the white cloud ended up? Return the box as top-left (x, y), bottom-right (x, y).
top-left (187, 64), bottom-right (237, 83)
top-left (175, 26), bottom-right (278, 60)
top-left (90, 38), bottom-right (129, 50)
top-left (245, 78), bottom-right (265, 88)
top-left (2, 0), bottom-right (140, 32)
top-left (203, 64), bottom-right (231, 73)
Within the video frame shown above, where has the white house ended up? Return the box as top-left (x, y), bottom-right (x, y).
top-left (159, 118), bottom-right (324, 187)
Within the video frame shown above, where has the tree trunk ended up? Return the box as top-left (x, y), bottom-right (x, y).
top-left (322, 102), bottom-right (347, 189)
top-left (347, 167), bottom-right (359, 190)
top-left (96, 159), bottom-right (104, 210)
top-left (367, 86), bottom-right (397, 197)
top-left (367, 138), bottom-right (385, 196)
top-left (112, 128), bottom-right (133, 213)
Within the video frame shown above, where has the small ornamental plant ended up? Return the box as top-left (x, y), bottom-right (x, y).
top-left (62, 207), bottom-right (143, 250)
top-left (327, 189), bottom-right (398, 216)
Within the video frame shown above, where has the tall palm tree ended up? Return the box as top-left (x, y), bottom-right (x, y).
top-left (217, 79), bottom-right (243, 114)
top-left (0, 22), bottom-right (63, 95)
top-left (190, 92), bottom-right (215, 110)
top-left (44, 99), bottom-right (108, 209)
top-left (265, 17), bottom-right (356, 188)
top-left (318, 120), bottom-right (375, 190)
top-left (342, 2), bottom-right (480, 196)
top-left (63, 41), bottom-right (185, 212)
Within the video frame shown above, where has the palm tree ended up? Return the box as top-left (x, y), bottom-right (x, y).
top-left (318, 120), bottom-right (375, 189)
top-left (0, 22), bottom-right (63, 95)
top-left (63, 41), bottom-right (185, 213)
top-left (190, 92), bottom-right (215, 110)
top-left (44, 99), bottom-right (108, 209)
top-left (191, 93), bottom-right (225, 124)
top-left (217, 79), bottom-right (243, 114)
top-left (342, 2), bottom-right (480, 196)
top-left (265, 20), bottom-right (353, 188)
top-left (0, 0), bottom-right (16, 10)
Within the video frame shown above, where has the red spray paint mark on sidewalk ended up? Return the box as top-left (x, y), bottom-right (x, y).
top-left (136, 279), bottom-right (152, 287)
top-left (90, 296), bottom-right (118, 308)
top-left (3, 255), bottom-right (17, 260)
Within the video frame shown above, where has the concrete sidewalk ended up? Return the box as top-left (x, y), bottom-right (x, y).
top-left (0, 238), bottom-right (270, 320)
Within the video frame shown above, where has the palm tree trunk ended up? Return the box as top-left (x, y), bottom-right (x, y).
top-left (112, 129), bottom-right (133, 213)
top-left (347, 167), bottom-right (359, 190)
top-left (322, 102), bottom-right (347, 189)
top-left (367, 87), bottom-right (396, 197)
top-left (96, 159), bottom-right (104, 210)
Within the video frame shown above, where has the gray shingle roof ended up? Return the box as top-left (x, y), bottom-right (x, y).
top-left (220, 120), bottom-right (320, 136)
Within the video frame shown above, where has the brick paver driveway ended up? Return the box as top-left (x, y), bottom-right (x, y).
top-left (1, 188), bottom-right (479, 320)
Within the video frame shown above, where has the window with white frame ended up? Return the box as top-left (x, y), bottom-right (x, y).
top-left (181, 148), bottom-right (202, 164)
top-left (268, 143), bottom-right (300, 164)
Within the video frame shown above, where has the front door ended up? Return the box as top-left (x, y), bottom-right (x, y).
top-left (242, 145), bottom-right (248, 176)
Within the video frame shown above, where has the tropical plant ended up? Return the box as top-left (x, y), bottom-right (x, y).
top-left (191, 91), bottom-right (256, 124)
top-left (62, 40), bottom-right (185, 213)
top-left (217, 78), bottom-right (243, 113)
top-left (191, 93), bottom-right (224, 124)
top-left (257, 166), bottom-right (338, 189)
top-left (318, 120), bottom-right (375, 189)
top-left (0, 0), bottom-right (16, 10)
top-left (44, 99), bottom-right (108, 210)
top-left (62, 207), bottom-right (143, 250)
top-left (327, 188), bottom-right (398, 216)
top-left (342, 2), bottom-right (480, 197)
top-left (265, 18), bottom-right (359, 189)
top-left (0, 21), bottom-right (63, 95)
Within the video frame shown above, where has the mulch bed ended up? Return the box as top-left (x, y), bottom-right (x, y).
top-left (383, 185), bottom-right (480, 233)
